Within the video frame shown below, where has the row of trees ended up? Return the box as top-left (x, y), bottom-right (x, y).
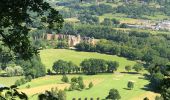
top-left (52, 59), bottom-right (119, 75)
top-left (81, 58), bottom-right (119, 75)
top-left (52, 60), bottom-right (80, 74)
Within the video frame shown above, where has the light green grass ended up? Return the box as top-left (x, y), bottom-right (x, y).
top-left (40, 49), bottom-right (136, 71)
top-left (0, 76), bottom-right (23, 87)
top-left (67, 74), bottom-right (149, 100)
top-left (22, 74), bottom-right (151, 100)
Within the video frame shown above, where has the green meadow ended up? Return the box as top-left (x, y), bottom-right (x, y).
top-left (40, 49), bottom-right (136, 72)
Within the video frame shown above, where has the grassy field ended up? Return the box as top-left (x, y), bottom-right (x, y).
top-left (17, 73), bottom-right (158, 100)
top-left (40, 49), bottom-right (136, 71)
top-left (0, 76), bottom-right (23, 87)
top-left (0, 49), bottom-right (159, 100)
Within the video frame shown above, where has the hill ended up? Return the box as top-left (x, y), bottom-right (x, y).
top-left (40, 49), bottom-right (136, 71)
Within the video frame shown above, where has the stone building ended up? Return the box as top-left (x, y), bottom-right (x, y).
top-left (45, 34), bottom-right (98, 47)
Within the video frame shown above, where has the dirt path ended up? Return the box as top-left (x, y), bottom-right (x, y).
top-left (19, 83), bottom-right (70, 95)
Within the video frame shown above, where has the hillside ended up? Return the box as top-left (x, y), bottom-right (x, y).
top-left (40, 49), bottom-right (136, 71)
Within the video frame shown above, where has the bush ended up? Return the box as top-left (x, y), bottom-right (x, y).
top-left (26, 84), bottom-right (31, 89)
top-left (68, 82), bottom-right (77, 91)
top-left (78, 81), bottom-right (85, 89)
top-left (47, 69), bottom-right (52, 75)
top-left (15, 80), bottom-right (22, 86)
top-left (25, 75), bottom-right (32, 82)
top-left (72, 98), bottom-right (76, 100)
top-left (127, 81), bottom-right (134, 90)
top-left (88, 82), bottom-right (93, 89)
top-left (71, 77), bottom-right (78, 83)
top-left (61, 75), bottom-right (69, 83)
top-left (106, 88), bottom-right (121, 100)
top-left (125, 65), bottom-right (131, 72)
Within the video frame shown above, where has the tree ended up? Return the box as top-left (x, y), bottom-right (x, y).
top-left (88, 82), bottom-right (93, 89)
top-left (133, 63), bottom-right (143, 73)
top-left (5, 67), bottom-right (15, 77)
top-left (53, 60), bottom-right (68, 74)
top-left (102, 18), bottom-right (112, 26)
top-left (107, 61), bottom-right (119, 73)
top-left (25, 75), bottom-right (32, 82)
top-left (0, 0), bottom-right (64, 60)
top-left (106, 88), bottom-right (121, 100)
top-left (127, 81), bottom-right (134, 90)
top-left (125, 65), bottom-right (132, 72)
top-left (13, 66), bottom-right (24, 76)
top-left (160, 78), bottom-right (170, 100)
top-left (61, 75), bottom-right (69, 83)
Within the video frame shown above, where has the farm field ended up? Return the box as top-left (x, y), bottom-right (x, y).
top-left (40, 49), bottom-right (136, 71)
top-left (16, 74), bottom-right (159, 100)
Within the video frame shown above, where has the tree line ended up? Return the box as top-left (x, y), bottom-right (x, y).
top-left (52, 59), bottom-right (119, 75)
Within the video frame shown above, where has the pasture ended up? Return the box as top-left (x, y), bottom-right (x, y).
top-left (40, 49), bottom-right (136, 71)
top-left (17, 74), bottom-right (158, 100)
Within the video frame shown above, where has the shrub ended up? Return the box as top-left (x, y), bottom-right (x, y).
top-left (26, 84), bottom-right (31, 88)
top-left (71, 77), bottom-right (78, 83)
top-left (78, 81), bottom-right (85, 89)
top-left (127, 81), bottom-right (134, 90)
top-left (47, 69), bottom-right (52, 75)
top-left (106, 88), bottom-right (121, 100)
top-left (61, 75), bottom-right (69, 83)
top-left (125, 65), bottom-right (131, 72)
top-left (25, 75), bottom-right (32, 82)
top-left (88, 82), bottom-right (93, 89)
top-left (72, 98), bottom-right (76, 100)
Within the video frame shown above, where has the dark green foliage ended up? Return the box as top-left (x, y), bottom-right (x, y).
top-left (116, 4), bottom-right (157, 18)
top-left (58, 90), bottom-right (66, 100)
top-left (56, 41), bottom-right (69, 49)
top-left (16, 55), bottom-right (46, 78)
top-left (61, 75), bottom-right (69, 83)
top-left (119, 23), bottom-right (128, 28)
top-left (26, 85), bottom-right (31, 89)
top-left (71, 77), bottom-right (79, 83)
top-left (106, 88), bottom-right (121, 100)
top-left (81, 58), bottom-right (119, 75)
top-left (88, 82), bottom-right (93, 89)
top-left (78, 13), bottom-right (99, 25)
top-left (47, 69), bottom-right (52, 75)
top-left (133, 63), bottom-right (143, 73)
top-left (15, 78), bottom-right (27, 86)
top-left (144, 97), bottom-right (149, 100)
top-left (101, 18), bottom-right (112, 26)
top-left (160, 78), bottom-right (170, 100)
top-left (53, 60), bottom-right (78, 74)
top-left (69, 76), bottom-right (85, 91)
top-left (127, 81), bottom-right (134, 90)
top-left (88, 4), bottom-right (113, 15)
top-left (125, 65), bottom-right (132, 72)
top-left (0, 0), bottom-right (64, 60)
top-left (25, 75), bottom-right (32, 82)
top-left (38, 88), bottom-right (66, 100)
top-left (0, 85), bottom-right (28, 100)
